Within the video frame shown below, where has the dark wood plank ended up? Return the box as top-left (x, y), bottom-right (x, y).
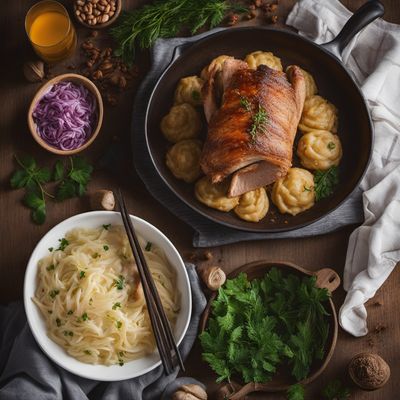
top-left (0, 1), bottom-right (398, 399)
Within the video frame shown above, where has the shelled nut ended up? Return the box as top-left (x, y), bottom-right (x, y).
top-left (74, 0), bottom-right (118, 27)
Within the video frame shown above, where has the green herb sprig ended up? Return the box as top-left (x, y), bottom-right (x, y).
top-left (287, 384), bottom-right (305, 400)
top-left (322, 379), bottom-right (351, 400)
top-left (314, 166), bottom-right (339, 201)
top-left (10, 155), bottom-right (93, 224)
top-left (111, 0), bottom-right (247, 63)
top-left (248, 104), bottom-right (268, 140)
top-left (199, 268), bottom-right (330, 384)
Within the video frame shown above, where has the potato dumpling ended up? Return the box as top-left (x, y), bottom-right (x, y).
top-left (160, 103), bottom-right (202, 143)
top-left (272, 168), bottom-right (315, 216)
top-left (299, 95), bottom-right (338, 133)
top-left (166, 139), bottom-right (203, 183)
top-left (195, 176), bottom-right (239, 212)
top-left (234, 187), bottom-right (269, 222)
top-left (245, 51), bottom-right (283, 71)
top-left (297, 130), bottom-right (342, 170)
top-left (201, 55), bottom-right (234, 81)
top-left (174, 76), bottom-right (204, 107)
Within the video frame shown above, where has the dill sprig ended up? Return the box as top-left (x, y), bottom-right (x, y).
top-left (111, 0), bottom-right (247, 63)
top-left (248, 104), bottom-right (268, 140)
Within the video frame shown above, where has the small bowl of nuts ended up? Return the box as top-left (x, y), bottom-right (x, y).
top-left (74, 0), bottom-right (121, 29)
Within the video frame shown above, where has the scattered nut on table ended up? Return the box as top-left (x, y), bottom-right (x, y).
top-left (74, 0), bottom-right (117, 27)
top-left (23, 60), bottom-right (45, 82)
top-left (89, 189), bottom-right (115, 210)
top-left (348, 352), bottom-right (390, 390)
top-left (198, 266), bottom-right (226, 291)
top-left (172, 384), bottom-right (207, 400)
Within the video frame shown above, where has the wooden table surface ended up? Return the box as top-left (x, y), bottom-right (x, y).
top-left (0, 1), bottom-right (399, 399)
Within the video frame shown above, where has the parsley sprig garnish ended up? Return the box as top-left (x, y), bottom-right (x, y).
top-left (10, 155), bottom-right (93, 224)
top-left (287, 384), bottom-right (305, 400)
top-left (111, 0), bottom-right (247, 63)
top-left (199, 268), bottom-right (330, 384)
top-left (314, 166), bottom-right (339, 201)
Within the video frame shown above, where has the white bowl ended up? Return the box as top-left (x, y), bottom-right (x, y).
top-left (24, 211), bottom-right (192, 381)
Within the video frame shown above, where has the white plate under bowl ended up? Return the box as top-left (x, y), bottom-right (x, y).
top-left (24, 211), bottom-right (192, 381)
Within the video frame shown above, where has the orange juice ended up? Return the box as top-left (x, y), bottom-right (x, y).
top-left (29, 12), bottom-right (69, 47)
top-left (25, 1), bottom-right (77, 63)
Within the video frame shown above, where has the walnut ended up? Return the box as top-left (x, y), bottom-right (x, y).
top-left (198, 266), bottom-right (226, 291)
top-left (172, 384), bottom-right (207, 400)
top-left (348, 353), bottom-right (390, 390)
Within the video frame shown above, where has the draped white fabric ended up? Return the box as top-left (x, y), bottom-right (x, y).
top-left (287, 0), bottom-right (400, 337)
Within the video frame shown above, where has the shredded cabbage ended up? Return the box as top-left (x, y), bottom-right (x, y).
top-left (33, 81), bottom-right (97, 151)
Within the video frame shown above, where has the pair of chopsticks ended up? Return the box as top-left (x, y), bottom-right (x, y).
top-left (116, 189), bottom-right (185, 375)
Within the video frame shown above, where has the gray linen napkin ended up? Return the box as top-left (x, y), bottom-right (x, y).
top-left (0, 264), bottom-right (206, 400)
top-left (132, 28), bottom-right (363, 248)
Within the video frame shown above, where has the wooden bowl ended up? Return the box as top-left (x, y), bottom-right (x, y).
top-left (199, 261), bottom-right (340, 398)
top-left (28, 73), bottom-right (103, 155)
top-left (73, 0), bottom-right (122, 29)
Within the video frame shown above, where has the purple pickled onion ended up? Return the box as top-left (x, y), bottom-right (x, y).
top-left (32, 81), bottom-right (97, 151)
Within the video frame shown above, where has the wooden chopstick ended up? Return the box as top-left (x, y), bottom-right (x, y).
top-left (116, 189), bottom-right (185, 374)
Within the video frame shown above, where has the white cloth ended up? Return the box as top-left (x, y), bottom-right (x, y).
top-left (287, 0), bottom-right (400, 337)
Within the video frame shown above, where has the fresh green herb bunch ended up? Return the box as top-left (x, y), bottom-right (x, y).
top-left (10, 155), bottom-right (93, 224)
top-left (314, 166), bottom-right (339, 201)
top-left (111, 0), bottom-right (247, 63)
top-left (199, 268), bottom-right (330, 384)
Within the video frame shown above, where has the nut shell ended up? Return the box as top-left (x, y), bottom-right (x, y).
top-left (348, 352), bottom-right (390, 390)
top-left (23, 61), bottom-right (45, 82)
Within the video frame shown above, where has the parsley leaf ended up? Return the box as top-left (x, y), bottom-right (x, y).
top-left (53, 160), bottom-right (65, 181)
top-left (112, 302), bottom-right (121, 310)
top-left (314, 166), bottom-right (339, 201)
top-left (145, 242), bottom-right (152, 251)
top-left (200, 269), bottom-right (330, 384)
top-left (114, 275), bottom-right (125, 290)
top-left (322, 380), bottom-right (351, 400)
top-left (56, 156), bottom-right (93, 201)
top-left (49, 289), bottom-right (59, 299)
top-left (57, 238), bottom-right (69, 251)
top-left (287, 384), bottom-right (305, 400)
top-left (81, 312), bottom-right (89, 321)
top-left (79, 271), bottom-right (86, 279)
top-left (10, 155), bottom-right (93, 224)
top-left (102, 224), bottom-right (111, 230)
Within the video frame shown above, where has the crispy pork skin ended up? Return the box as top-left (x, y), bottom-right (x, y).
top-left (200, 63), bottom-right (306, 197)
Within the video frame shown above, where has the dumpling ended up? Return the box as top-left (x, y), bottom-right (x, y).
top-left (272, 168), bottom-right (315, 216)
top-left (287, 66), bottom-right (317, 98)
top-left (299, 95), bottom-right (338, 133)
top-left (234, 188), bottom-right (269, 222)
top-left (160, 103), bottom-right (202, 143)
top-left (195, 176), bottom-right (239, 212)
top-left (201, 55), bottom-right (234, 80)
top-left (297, 130), bottom-right (342, 170)
top-left (174, 76), bottom-right (204, 107)
top-left (245, 51), bottom-right (283, 71)
top-left (166, 139), bottom-right (203, 183)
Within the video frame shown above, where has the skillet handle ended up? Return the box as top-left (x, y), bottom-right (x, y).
top-left (321, 0), bottom-right (384, 58)
top-left (315, 268), bottom-right (341, 293)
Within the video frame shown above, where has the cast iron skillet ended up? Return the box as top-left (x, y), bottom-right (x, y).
top-left (145, 1), bottom-right (384, 233)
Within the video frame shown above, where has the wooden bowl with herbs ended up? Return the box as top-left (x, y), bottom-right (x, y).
top-left (28, 73), bottom-right (103, 155)
top-left (199, 261), bottom-right (340, 397)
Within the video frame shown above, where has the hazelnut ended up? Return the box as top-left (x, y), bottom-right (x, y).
top-left (172, 384), bottom-right (207, 400)
top-left (89, 189), bottom-right (115, 210)
top-left (348, 352), bottom-right (390, 390)
top-left (23, 60), bottom-right (45, 82)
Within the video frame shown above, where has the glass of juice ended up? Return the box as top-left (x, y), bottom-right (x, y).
top-left (25, 0), bottom-right (77, 63)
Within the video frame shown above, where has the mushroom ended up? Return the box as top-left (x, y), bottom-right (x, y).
top-left (89, 189), bottom-right (115, 210)
top-left (348, 352), bottom-right (390, 390)
top-left (198, 266), bottom-right (226, 291)
top-left (172, 384), bottom-right (207, 400)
